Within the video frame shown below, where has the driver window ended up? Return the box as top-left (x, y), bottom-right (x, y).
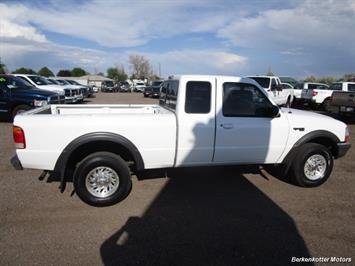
top-left (223, 82), bottom-right (274, 117)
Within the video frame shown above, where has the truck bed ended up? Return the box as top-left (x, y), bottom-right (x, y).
top-left (331, 91), bottom-right (355, 107)
top-left (27, 104), bottom-right (168, 115)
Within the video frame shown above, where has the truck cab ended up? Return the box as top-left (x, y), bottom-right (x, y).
top-left (247, 76), bottom-right (294, 106)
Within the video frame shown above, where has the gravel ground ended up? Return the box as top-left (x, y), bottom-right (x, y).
top-left (0, 92), bottom-right (354, 265)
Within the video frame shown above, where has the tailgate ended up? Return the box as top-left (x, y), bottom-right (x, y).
top-left (301, 89), bottom-right (313, 99)
top-left (331, 91), bottom-right (355, 107)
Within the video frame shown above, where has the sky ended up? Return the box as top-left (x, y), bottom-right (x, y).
top-left (0, 0), bottom-right (354, 78)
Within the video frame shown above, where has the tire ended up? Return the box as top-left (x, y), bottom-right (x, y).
top-left (322, 98), bottom-right (331, 112)
top-left (290, 143), bottom-right (333, 187)
top-left (12, 105), bottom-right (31, 118)
top-left (285, 96), bottom-right (291, 108)
top-left (73, 152), bottom-right (132, 207)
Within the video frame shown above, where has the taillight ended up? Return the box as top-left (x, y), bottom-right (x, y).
top-left (312, 91), bottom-right (318, 96)
top-left (345, 127), bottom-right (350, 143)
top-left (13, 126), bottom-right (26, 149)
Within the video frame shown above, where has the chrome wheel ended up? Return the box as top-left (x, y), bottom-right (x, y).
top-left (85, 167), bottom-right (120, 198)
top-left (304, 154), bottom-right (327, 180)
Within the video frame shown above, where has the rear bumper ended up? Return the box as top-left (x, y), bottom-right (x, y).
top-left (337, 142), bottom-right (351, 158)
top-left (10, 155), bottom-right (23, 170)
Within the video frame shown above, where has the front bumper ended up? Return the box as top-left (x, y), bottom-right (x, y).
top-left (11, 155), bottom-right (23, 170)
top-left (337, 142), bottom-right (351, 158)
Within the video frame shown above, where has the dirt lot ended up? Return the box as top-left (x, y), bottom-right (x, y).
top-left (0, 92), bottom-right (354, 265)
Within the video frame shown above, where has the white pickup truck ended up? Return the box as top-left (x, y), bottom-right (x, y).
top-left (12, 75), bottom-right (350, 206)
top-left (299, 82), bottom-right (332, 110)
top-left (247, 76), bottom-right (294, 107)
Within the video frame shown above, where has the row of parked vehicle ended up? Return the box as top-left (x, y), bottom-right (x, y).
top-left (0, 74), bottom-right (97, 119)
top-left (101, 80), bottom-right (147, 93)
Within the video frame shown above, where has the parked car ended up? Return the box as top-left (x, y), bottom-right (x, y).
top-left (14, 74), bottom-right (66, 98)
top-left (330, 82), bottom-right (355, 116)
top-left (279, 77), bottom-right (298, 88)
top-left (133, 81), bottom-right (146, 92)
top-left (0, 75), bottom-right (65, 119)
top-left (143, 80), bottom-right (163, 98)
top-left (101, 81), bottom-right (116, 92)
top-left (12, 75), bottom-right (350, 206)
top-left (54, 78), bottom-right (88, 99)
top-left (46, 78), bottom-right (83, 103)
top-left (65, 80), bottom-right (94, 97)
top-left (247, 76), bottom-right (294, 107)
top-left (118, 81), bottom-right (132, 92)
top-left (299, 82), bottom-right (332, 110)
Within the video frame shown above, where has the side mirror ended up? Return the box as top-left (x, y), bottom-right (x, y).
top-left (271, 84), bottom-right (277, 91)
top-left (268, 105), bottom-right (280, 117)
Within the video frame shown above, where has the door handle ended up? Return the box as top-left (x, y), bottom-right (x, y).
top-left (220, 123), bottom-right (234, 129)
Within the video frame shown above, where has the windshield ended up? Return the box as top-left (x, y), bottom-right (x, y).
top-left (28, 76), bottom-right (50, 86)
top-left (56, 79), bottom-right (70, 85)
top-left (248, 77), bottom-right (270, 88)
top-left (47, 78), bottom-right (60, 85)
top-left (152, 81), bottom-right (163, 86)
top-left (4, 76), bottom-right (34, 90)
top-left (105, 81), bottom-right (114, 86)
top-left (136, 82), bottom-right (145, 86)
top-left (67, 80), bottom-right (80, 85)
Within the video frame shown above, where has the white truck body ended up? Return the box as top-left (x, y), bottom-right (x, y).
top-left (247, 76), bottom-right (294, 106)
top-left (14, 75), bottom-right (348, 171)
top-left (14, 74), bottom-right (65, 96)
top-left (300, 82), bottom-right (331, 104)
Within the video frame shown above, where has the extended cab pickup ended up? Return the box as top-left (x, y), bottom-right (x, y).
top-left (12, 75), bottom-right (350, 206)
top-left (247, 76), bottom-right (294, 106)
top-left (330, 82), bottom-right (355, 115)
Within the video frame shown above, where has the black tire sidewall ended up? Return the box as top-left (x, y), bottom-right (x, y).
top-left (74, 153), bottom-right (132, 207)
top-left (292, 144), bottom-right (333, 187)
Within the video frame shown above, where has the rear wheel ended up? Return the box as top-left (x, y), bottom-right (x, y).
top-left (290, 143), bottom-right (333, 187)
top-left (73, 152), bottom-right (132, 207)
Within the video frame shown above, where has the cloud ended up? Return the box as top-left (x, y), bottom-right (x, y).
top-left (218, 0), bottom-right (355, 54)
top-left (0, 37), bottom-right (247, 76)
top-left (0, 3), bottom-right (46, 42)
top-left (0, 1), bottom-right (232, 48)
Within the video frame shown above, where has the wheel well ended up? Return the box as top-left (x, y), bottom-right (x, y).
top-left (305, 137), bottom-right (338, 157)
top-left (64, 141), bottom-right (136, 180)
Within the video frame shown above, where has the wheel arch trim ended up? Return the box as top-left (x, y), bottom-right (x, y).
top-left (282, 130), bottom-right (340, 173)
top-left (54, 132), bottom-right (144, 190)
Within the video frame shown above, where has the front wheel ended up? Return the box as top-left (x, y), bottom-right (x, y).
top-left (73, 152), bottom-right (132, 207)
top-left (290, 143), bottom-right (333, 187)
top-left (322, 98), bottom-right (332, 112)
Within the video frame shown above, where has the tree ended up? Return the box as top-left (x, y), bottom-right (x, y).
top-left (317, 76), bottom-right (336, 85)
top-left (128, 54), bottom-right (152, 79)
top-left (38, 67), bottom-right (54, 77)
top-left (304, 75), bottom-right (317, 82)
top-left (71, 67), bottom-right (86, 77)
top-left (107, 65), bottom-right (128, 81)
top-left (0, 61), bottom-right (6, 74)
top-left (341, 73), bottom-right (355, 82)
top-left (12, 67), bottom-right (37, 74)
top-left (57, 70), bottom-right (72, 77)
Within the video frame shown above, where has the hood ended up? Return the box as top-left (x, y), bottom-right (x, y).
top-left (282, 107), bottom-right (347, 141)
top-left (11, 88), bottom-right (58, 99)
top-left (37, 85), bottom-right (65, 95)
